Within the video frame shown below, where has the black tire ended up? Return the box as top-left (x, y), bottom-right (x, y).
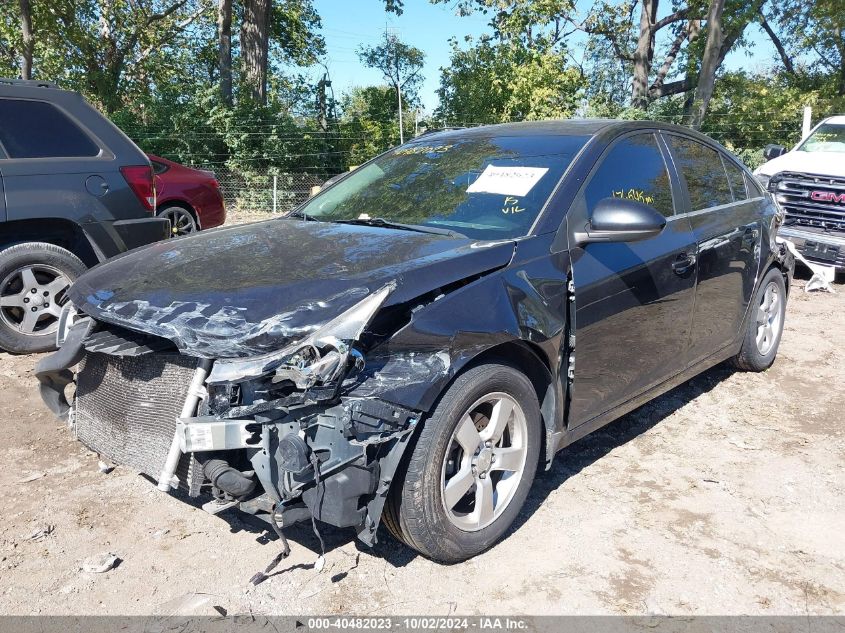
top-left (730, 267), bottom-right (787, 372)
top-left (158, 205), bottom-right (198, 236)
top-left (0, 242), bottom-right (87, 354)
top-left (384, 362), bottom-right (541, 563)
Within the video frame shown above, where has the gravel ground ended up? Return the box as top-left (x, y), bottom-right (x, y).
top-left (0, 270), bottom-right (843, 616)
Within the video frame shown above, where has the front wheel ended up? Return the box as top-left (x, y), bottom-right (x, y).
top-left (384, 363), bottom-right (541, 563)
top-left (730, 267), bottom-right (787, 372)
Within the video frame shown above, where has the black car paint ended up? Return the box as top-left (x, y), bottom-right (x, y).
top-left (68, 220), bottom-right (516, 358)
top-left (37, 120), bottom-right (794, 548)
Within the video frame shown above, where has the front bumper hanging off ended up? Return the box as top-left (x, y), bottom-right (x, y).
top-left (35, 318), bottom-right (422, 547)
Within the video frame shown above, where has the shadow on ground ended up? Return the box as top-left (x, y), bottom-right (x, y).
top-left (207, 363), bottom-right (736, 573)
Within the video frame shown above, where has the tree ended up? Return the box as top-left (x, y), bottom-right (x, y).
top-left (27, 0), bottom-right (211, 113)
top-left (436, 36), bottom-right (584, 124)
top-left (685, 0), bottom-right (766, 128)
top-left (218, 0), bottom-right (233, 105)
top-left (436, 0), bottom-right (700, 109)
top-left (763, 0), bottom-right (845, 95)
top-left (240, 0), bottom-right (271, 102)
top-left (338, 85), bottom-right (407, 164)
top-left (358, 32), bottom-right (424, 143)
top-left (18, 0), bottom-right (33, 80)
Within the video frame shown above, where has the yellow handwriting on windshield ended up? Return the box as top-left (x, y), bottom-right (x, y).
top-left (612, 189), bottom-right (656, 206)
top-left (502, 196), bottom-right (526, 214)
top-left (394, 144), bottom-right (453, 156)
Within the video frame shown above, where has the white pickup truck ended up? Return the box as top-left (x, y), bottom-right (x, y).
top-left (755, 115), bottom-right (845, 271)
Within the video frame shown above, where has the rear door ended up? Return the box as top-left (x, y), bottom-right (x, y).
top-left (663, 133), bottom-right (761, 365)
top-left (567, 131), bottom-right (697, 428)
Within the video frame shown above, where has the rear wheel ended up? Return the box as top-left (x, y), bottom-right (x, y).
top-left (730, 267), bottom-right (787, 371)
top-left (0, 242), bottom-right (86, 354)
top-left (384, 363), bottom-right (541, 563)
top-left (158, 205), bottom-right (197, 236)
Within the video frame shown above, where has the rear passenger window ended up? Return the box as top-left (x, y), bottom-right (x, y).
top-left (669, 136), bottom-right (732, 210)
top-left (746, 172), bottom-right (765, 196)
top-left (585, 133), bottom-right (674, 217)
top-left (0, 98), bottom-right (100, 158)
top-left (723, 157), bottom-right (747, 201)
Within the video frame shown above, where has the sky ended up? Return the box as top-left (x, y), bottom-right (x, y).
top-left (311, 0), bottom-right (778, 113)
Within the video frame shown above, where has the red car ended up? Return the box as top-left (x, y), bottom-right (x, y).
top-left (148, 154), bottom-right (226, 236)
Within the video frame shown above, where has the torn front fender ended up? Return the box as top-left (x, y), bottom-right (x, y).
top-left (346, 235), bottom-right (571, 453)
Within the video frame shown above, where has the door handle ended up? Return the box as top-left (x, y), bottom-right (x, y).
top-left (671, 253), bottom-right (697, 275)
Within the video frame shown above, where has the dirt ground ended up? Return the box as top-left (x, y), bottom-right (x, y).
top-left (0, 270), bottom-right (843, 616)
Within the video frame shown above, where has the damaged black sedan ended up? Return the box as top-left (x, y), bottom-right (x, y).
top-left (36, 121), bottom-right (794, 564)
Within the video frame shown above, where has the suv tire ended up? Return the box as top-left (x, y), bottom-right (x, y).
top-left (0, 242), bottom-right (86, 354)
top-left (384, 362), bottom-right (541, 563)
top-left (730, 267), bottom-right (787, 372)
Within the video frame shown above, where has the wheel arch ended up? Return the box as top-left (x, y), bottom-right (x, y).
top-left (0, 218), bottom-right (99, 267)
top-left (452, 340), bottom-right (562, 469)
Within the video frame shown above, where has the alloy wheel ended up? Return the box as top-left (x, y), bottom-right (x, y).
top-left (160, 208), bottom-right (197, 237)
top-left (755, 281), bottom-right (782, 355)
top-left (0, 264), bottom-right (70, 336)
top-left (440, 392), bottom-right (529, 532)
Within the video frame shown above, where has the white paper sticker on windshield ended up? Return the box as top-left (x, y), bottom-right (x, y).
top-left (466, 165), bottom-right (549, 197)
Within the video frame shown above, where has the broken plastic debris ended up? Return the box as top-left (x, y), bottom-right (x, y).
top-left (26, 525), bottom-right (54, 541)
top-left (81, 552), bottom-right (120, 573)
top-left (97, 460), bottom-right (115, 474)
top-left (17, 472), bottom-right (45, 483)
top-left (153, 592), bottom-right (226, 616)
top-left (778, 237), bottom-right (836, 293)
top-left (314, 555), bottom-right (326, 572)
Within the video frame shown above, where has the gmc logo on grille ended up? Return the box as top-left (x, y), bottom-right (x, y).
top-left (810, 190), bottom-right (845, 204)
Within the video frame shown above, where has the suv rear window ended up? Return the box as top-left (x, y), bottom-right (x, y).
top-left (0, 98), bottom-right (100, 158)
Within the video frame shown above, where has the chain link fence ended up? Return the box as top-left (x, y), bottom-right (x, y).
top-left (209, 170), bottom-right (333, 216)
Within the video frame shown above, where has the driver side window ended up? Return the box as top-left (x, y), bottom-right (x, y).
top-left (584, 133), bottom-right (675, 218)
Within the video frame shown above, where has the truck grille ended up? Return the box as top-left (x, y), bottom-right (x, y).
top-left (75, 351), bottom-right (205, 495)
top-left (775, 172), bottom-right (845, 233)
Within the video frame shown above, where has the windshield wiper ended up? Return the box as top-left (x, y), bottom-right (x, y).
top-left (285, 209), bottom-right (319, 221)
top-left (332, 217), bottom-right (464, 237)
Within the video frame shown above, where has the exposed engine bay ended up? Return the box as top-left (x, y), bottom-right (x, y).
top-left (36, 282), bottom-right (431, 549)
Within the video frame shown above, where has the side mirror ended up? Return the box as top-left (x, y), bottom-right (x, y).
top-left (763, 144), bottom-right (787, 161)
top-left (575, 197), bottom-right (666, 245)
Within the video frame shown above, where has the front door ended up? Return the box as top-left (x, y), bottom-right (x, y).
top-left (568, 132), bottom-right (697, 428)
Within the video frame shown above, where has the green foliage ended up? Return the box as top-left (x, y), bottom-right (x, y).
top-left (3, 0), bottom-right (845, 183)
top-left (336, 86), bottom-right (405, 165)
top-left (435, 36), bottom-right (585, 124)
top-left (357, 33), bottom-right (425, 106)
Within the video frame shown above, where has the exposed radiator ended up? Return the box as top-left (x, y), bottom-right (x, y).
top-left (75, 351), bottom-right (205, 496)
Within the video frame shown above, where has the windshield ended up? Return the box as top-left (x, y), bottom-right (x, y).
top-left (798, 123), bottom-right (845, 153)
top-left (297, 134), bottom-right (588, 240)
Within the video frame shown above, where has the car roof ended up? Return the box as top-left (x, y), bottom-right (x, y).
top-left (417, 118), bottom-right (725, 147)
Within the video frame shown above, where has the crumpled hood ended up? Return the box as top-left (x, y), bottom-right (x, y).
top-left (70, 219), bottom-right (515, 358)
top-left (754, 150), bottom-right (845, 178)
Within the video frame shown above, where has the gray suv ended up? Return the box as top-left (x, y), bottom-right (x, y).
top-left (0, 79), bottom-right (169, 353)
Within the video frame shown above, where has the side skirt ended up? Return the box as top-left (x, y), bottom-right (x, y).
top-left (552, 341), bottom-right (740, 455)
